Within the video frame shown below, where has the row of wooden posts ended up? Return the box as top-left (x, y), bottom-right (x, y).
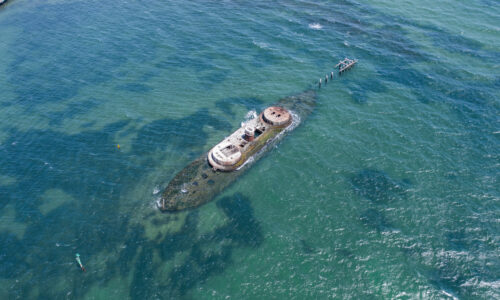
top-left (319, 58), bottom-right (357, 88)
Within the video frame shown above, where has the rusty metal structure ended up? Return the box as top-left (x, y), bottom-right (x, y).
top-left (159, 90), bottom-right (317, 211)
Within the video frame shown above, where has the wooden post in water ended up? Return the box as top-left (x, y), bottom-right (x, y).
top-left (316, 58), bottom-right (357, 88)
top-left (335, 58), bottom-right (357, 75)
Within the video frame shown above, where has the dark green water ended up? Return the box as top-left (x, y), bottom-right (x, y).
top-left (0, 0), bottom-right (498, 298)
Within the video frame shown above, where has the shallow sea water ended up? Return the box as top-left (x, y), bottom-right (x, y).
top-left (0, 0), bottom-right (499, 299)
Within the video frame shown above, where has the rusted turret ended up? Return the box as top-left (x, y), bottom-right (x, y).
top-left (244, 126), bottom-right (255, 141)
top-left (207, 106), bottom-right (292, 172)
top-left (261, 106), bottom-right (292, 127)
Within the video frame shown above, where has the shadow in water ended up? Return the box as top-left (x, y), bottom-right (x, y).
top-left (116, 83), bottom-right (153, 93)
top-left (351, 169), bottom-right (409, 204)
top-left (48, 98), bottom-right (100, 126)
top-left (350, 169), bottom-right (408, 233)
top-left (359, 208), bottom-right (392, 232)
top-left (299, 239), bottom-right (315, 254)
top-left (215, 97), bottom-right (264, 117)
top-left (214, 193), bottom-right (264, 248)
top-left (127, 193), bottom-right (263, 299)
top-left (0, 106), bottom-right (231, 299)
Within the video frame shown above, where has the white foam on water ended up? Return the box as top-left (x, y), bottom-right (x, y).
top-left (236, 155), bottom-right (254, 170)
top-left (152, 186), bottom-right (160, 195)
top-left (155, 197), bottom-right (162, 209)
top-left (241, 110), bottom-right (257, 127)
top-left (245, 110), bottom-right (257, 120)
top-left (308, 23), bottom-right (322, 30)
top-left (252, 40), bottom-right (271, 49)
top-left (441, 289), bottom-right (459, 300)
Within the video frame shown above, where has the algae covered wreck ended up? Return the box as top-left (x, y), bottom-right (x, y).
top-left (159, 58), bottom-right (358, 211)
top-left (159, 89), bottom-right (317, 211)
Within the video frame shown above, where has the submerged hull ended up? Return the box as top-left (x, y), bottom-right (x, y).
top-left (159, 89), bottom-right (317, 211)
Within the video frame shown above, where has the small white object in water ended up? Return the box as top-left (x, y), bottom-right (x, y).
top-left (242, 110), bottom-right (257, 127)
top-left (309, 23), bottom-right (323, 30)
top-left (153, 186), bottom-right (160, 195)
top-left (245, 110), bottom-right (257, 120)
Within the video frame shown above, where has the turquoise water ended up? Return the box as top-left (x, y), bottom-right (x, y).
top-left (0, 0), bottom-right (499, 298)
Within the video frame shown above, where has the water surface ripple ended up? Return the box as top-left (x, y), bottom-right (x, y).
top-left (0, 0), bottom-right (498, 298)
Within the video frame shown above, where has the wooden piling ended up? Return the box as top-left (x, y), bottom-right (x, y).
top-left (335, 58), bottom-right (357, 74)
